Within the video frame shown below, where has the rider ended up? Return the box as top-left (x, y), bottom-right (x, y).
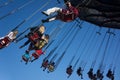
top-left (87, 68), bottom-right (94, 79)
top-left (0, 30), bottom-right (18, 49)
top-left (96, 69), bottom-right (104, 80)
top-left (41, 59), bottom-right (49, 71)
top-left (47, 62), bottom-right (55, 73)
top-left (19, 25), bottom-right (45, 49)
top-left (106, 69), bottom-right (114, 80)
top-left (76, 67), bottom-right (84, 79)
top-left (66, 65), bottom-right (73, 78)
top-left (21, 50), bottom-right (30, 64)
top-left (42, 1), bottom-right (79, 22)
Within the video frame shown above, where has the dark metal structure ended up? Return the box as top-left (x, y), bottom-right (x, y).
top-left (64, 0), bottom-right (120, 29)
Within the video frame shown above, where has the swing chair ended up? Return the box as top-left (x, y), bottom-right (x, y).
top-left (47, 53), bottom-right (58, 73)
top-left (0, 30), bottom-right (18, 49)
top-left (41, 46), bottom-right (58, 71)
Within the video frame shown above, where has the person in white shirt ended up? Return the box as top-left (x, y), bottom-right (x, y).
top-left (0, 30), bottom-right (18, 49)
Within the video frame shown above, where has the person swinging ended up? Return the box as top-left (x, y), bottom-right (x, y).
top-left (47, 61), bottom-right (55, 73)
top-left (106, 69), bottom-right (114, 80)
top-left (0, 30), bottom-right (18, 49)
top-left (21, 50), bottom-right (30, 64)
top-left (19, 25), bottom-right (45, 49)
top-left (87, 68), bottom-right (94, 79)
top-left (41, 59), bottom-right (49, 71)
top-left (76, 67), bottom-right (84, 79)
top-left (66, 65), bottom-right (73, 78)
top-left (41, 1), bottom-right (79, 23)
top-left (96, 69), bottom-right (104, 80)
top-left (21, 34), bottom-right (49, 63)
top-left (29, 34), bottom-right (50, 62)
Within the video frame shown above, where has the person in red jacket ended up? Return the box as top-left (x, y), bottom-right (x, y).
top-left (19, 25), bottom-right (45, 49)
top-left (26, 34), bottom-right (49, 52)
top-left (41, 1), bottom-right (79, 23)
top-left (21, 34), bottom-right (49, 64)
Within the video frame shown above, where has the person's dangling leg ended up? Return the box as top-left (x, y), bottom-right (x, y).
top-left (42, 15), bottom-right (57, 23)
top-left (19, 40), bottom-right (30, 48)
top-left (27, 42), bottom-right (35, 52)
top-left (42, 7), bottom-right (62, 16)
top-left (81, 74), bottom-right (83, 79)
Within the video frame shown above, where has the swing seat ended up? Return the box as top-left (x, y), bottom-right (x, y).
top-left (22, 57), bottom-right (28, 62)
top-left (57, 7), bottom-right (79, 22)
top-left (58, 13), bottom-right (75, 22)
top-left (32, 49), bottom-right (43, 59)
top-left (32, 53), bottom-right (39, 59)
top-left (97, 73), bottom-right (102, 78)
top-left (0, 37), bottom-right (11, 49)
top-left (22, 54), bottom-right (30, 62)
top-left (0, 44), bottom-right (3, 49)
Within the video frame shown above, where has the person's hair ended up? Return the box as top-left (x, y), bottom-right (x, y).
top-left (39, 26), bottom-right (45, 34)
top-left (66, 1), bottom-right (71, 5)
top-left (13, 30), bottom-right (18, 34)
top-left (13, 30), bottom-right (18, 36)
top-left (70, 65), bottom-right (72, 68)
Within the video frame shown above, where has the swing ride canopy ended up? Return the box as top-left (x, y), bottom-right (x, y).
top-left (64, 0), bottom-right (120, 29)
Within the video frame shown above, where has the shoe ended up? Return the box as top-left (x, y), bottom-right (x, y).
top-left (31, 60), bottom-right (34, 62)
top-left (41, 11), bottom-right (49, 16)
top-left (41, 19), bottom-right (49, 23)
top-left (19, 45), bottom-right (24, 49)
top-left (12, 40), bottom-right (17, 43)
top-left (25, 50), bottom-right (29, 53)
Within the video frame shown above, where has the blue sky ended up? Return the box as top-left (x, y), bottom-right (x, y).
top-left (0, 0), bottom-right (120, 80)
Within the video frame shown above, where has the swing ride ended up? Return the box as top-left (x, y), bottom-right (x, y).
top-left (0, 0), bottom-right (120, 80)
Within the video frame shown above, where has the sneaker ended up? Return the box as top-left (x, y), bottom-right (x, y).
top-left (41, 11), bottom-right (49, 16)
top-left (19, 45), bottom-right (24, 49)
top-left (25, 50), bottom-right (29, 53)
top-left (31, 60), bottom-right (34, 62)
top-left (41, 19), bottom-right (49, 23)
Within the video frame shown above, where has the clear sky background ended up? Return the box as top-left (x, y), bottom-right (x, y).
top-left (0, 0), bottom-right (120, 80)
